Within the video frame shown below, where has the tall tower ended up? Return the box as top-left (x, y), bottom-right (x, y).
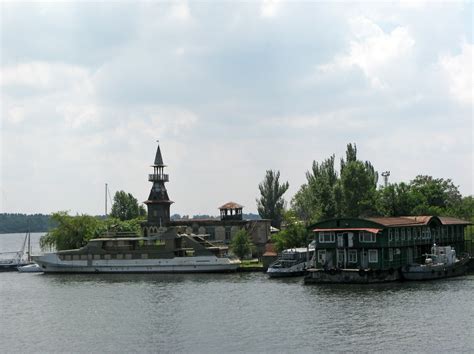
top-left (145, 141), bottom-right (173, 226)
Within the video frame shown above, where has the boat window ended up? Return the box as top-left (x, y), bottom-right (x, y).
top-left (80, 255), bottom-right (87, 260)
top-left (125, 254), bottom-right (132, 260)
top-left (141, 254), bottom-right (148, 259)
top-left (359, 232), bottom-right (376, 243)
top-left (319, 232), bottom-right (335, 243)
top-left (94, 255), bottom-right (100, 260)
top-left (104, 254), bottom-right (111, 260)
top-left (65, 255), bottom-right (72, 261)
top-left (348, 250), bottom-right (357, 263)
top-left (117, 254), bottom-right (123, 260)
top-left (73, 255), bottom-right (80, 261)
top-left (368, 249), bottom-right (378, 263)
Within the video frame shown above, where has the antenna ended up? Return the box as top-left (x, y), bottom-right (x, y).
top-left (381, 171), bottom-right (390, 187)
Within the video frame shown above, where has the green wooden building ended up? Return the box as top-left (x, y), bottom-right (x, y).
top-left (305, 216), bottom-right (470, 283)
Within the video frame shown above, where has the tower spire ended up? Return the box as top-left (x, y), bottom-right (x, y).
top-left (144, 141), bottom-right (173, 226)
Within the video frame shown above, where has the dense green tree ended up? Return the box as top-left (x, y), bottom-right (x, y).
top-left (256, 170), bottom-right (289, 228)
top-left (340, 161), bottom-right (377, 217)
top-left (409, 175), bottom-right (462, 215)
top-left (291, 155), bottom-right (338, 224)
top-left (272, 211), bottom-right (309, 252)
top-left (292, 143), bottom-right (378, 221)
top-left (110, 191), bottom-right (146, 221)
top-left (40, 212), bottom-right (103, 251)
top-left (39, 212), bottom-right (143, 251)
top-left (230, 229), bottom-right (255, 259)
top-left (376, 182), bottom-right (416, 216)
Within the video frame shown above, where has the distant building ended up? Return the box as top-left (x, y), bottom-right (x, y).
top-left (142, 142), bottom-right (271, 255)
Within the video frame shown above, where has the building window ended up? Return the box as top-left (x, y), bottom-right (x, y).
top-left (206, 227), bottom-right (215, 240)
top-left (359, 231), bottom-right (376, 243)
top-left (317, 250), bottom-right (327, 264)
top-left (348, 250), bottom-right (357, 263)
top-left (389, 229), bottom-right (393, 242)
top-left (395, 229), bottom-right (399, 241)
top-left (388, 248), bottom-right (393, 261)
top-left (225, 227), bottom-right (231, 241)
top-left (407, 228), bottom-right (412, 241)
top-left (319, 232), bottom-right (335, 243)
top-left (368, 249), bottom-right (378, 263)
top-left (401, 228), bottom-right (406, 241)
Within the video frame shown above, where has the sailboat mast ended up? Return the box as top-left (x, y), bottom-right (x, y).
top-left (105, 183), bottom-right (108, 217)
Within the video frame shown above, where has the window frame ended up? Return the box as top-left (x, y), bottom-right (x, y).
top-left (348, 250), bottom-right (357, 263)
top-left (318, 231), bottom-right (335, 243)
top-left (368, 249), bottom-right (378, 263)
top-left (359, 231), bottom-right (376, 243)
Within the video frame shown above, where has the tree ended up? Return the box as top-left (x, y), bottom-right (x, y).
top-left (256, 170), bottom-right (289, 228)
top-left (40, 212), bottom-right (103, 251)
top-left (339, 144), bottom-right (378, 217)
top-left (409, 175), bottom-right (462, 215)
top-left (291, 156), bottom-right (338, 225)
top-left (230, 230), bottom-right (255, 259)
top-left (376, 182), bottom-right (416, 216)
top-left (110, 191), bottom-right (146, 221)
top-left (40, 212), bottom-right (143, 251)
top-left (272, 211), bottom-right (309, 252)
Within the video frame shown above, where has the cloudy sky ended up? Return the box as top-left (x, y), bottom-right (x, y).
top-left (1, 1), bottom-right (472, 216)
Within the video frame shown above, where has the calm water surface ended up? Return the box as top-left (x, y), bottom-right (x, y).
top-left (1, 233), bottom-right (473, 353)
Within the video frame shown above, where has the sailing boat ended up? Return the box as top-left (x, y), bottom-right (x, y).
top-left (0, 231), bottom-right (30, 271)
top-left (17, 230), bottom-right (42, 272)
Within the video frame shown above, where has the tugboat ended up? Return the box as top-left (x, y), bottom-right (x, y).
top-left (401, 244), bottom-right (469, 281)
top-left (267, 242), bottom-right (315, 278)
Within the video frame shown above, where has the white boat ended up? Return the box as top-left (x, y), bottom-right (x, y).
top-left (401, 244), bottom-right (469, 281)
top-left (267, 243), bottom-right (315, 278)
top-left (33, 229), bottom-right (240, 273)
top-left (18, 263), bottom-right (43, 273)
top-left (0, 232), bottom-right (31, 272)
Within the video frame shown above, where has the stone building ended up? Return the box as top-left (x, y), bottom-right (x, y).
top-left (142, 142), bottom-right (271, 256)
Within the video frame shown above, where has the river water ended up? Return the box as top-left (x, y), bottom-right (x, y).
top-left (1, 233), bottom-right (473, 353)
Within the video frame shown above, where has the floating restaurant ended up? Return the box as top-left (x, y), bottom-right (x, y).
top-left (305, 216), bottom-right (471, 283)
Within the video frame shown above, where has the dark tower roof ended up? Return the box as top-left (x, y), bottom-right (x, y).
top-left (153, 142), bottom-right (166, 167)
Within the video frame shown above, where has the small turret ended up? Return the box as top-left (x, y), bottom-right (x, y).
top-left (219, 202), bottom-right (244, 221)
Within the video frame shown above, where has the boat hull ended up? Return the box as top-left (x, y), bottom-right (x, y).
top-left (401, 259), bottom-right (469, 281)
top-left (0, 262), bottom-right (30, 272)
top-left (304, 268), bottom-right (401, 284)
top-left (33, 254), bottom-right (240, 273)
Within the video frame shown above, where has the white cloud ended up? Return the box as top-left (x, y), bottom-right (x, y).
top-left (169, 1), bottom-right (191, 22)
top-left (317, 16), bottom-right (415, 89)
top-left (260, 0), bottom-right (282, 18)
top-left (439, 42), bottom-right (473, 105)
top-left (0, 61), bottom-right (90, 92)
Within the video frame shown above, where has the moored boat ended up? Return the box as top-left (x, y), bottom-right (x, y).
top-left (267, 243), bottom-right (315, 278)
top-left (18, 263), bottom-right (43, 273)
top-left (401, 244), bottom-right (469, 281)
top-left (33, 229), bottom-right (241, 273)
top-left (0, 232), bottom-right (31, 272)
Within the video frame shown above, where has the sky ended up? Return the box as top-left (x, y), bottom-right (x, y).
top-left (1, 0), bottom-right (472, 216)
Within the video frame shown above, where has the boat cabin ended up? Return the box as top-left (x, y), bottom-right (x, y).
top-left (311, 216), bottom-right (470, 270)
